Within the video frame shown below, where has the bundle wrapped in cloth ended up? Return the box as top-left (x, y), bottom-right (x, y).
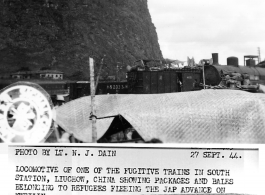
top-left (217, 72), bottom-right (259, 92)
top-left (55, 89), bottom-right (265, 143)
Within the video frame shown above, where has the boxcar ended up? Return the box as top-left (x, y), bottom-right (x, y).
top-left (127, 68), bottom-right (202, 94)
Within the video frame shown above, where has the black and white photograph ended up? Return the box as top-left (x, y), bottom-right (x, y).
top-left (0, 0), bottom-right (265, 144)
top-left (0, 0), bottom-right (264, 194)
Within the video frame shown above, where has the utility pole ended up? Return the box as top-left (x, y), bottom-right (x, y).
top-left (89, 58), bottom-right (97, 143)
top-left (116, 62), bottom-right (122, 81)
top-left (202, 63), bottom-right (206, 89)
top-left (116, 62), bottom-right (119, 81)
top-left (95, 55), bottom-right (106, 92)
top-left (258, 47), bottom-right (261, 63)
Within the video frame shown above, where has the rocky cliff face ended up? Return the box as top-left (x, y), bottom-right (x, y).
top-left (0, 0), bottom-right (162, 80)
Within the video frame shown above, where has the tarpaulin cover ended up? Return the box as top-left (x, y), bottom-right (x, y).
top-left (55, 90), bottom-right (265, 143)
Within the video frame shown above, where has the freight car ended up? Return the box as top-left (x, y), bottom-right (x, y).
top-left (0, 79), bottom-right (69, 95)
top-left (125, 59), bottom-right (202, 94)
top-left (127, 67), bottom-right (202, 94)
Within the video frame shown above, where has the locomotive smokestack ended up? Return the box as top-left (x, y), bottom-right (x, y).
top-left (212, 53), bottom-right (219, 65)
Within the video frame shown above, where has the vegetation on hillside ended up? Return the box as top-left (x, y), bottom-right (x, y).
top-left (0, 0), bottom-right (162, 80)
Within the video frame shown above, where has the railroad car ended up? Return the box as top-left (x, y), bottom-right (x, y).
top-left (0, 79), bottom-right (69, 95)
top-left (68, 81), bottom-right (128, 100)
top-left (127, 68), bottom-right (202, 94)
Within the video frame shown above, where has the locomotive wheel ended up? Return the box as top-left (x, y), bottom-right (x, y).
top-left (0, 82), bottom-right (53, 143)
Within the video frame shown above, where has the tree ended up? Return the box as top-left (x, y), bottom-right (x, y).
top-left (17, 67), bottom-right (30, 71)
top-left (40, 66), bottom-right (52, 70)
top-left (70, 70), bottom-right (86, 80)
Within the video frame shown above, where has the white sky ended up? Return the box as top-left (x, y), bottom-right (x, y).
top-left (148, 0), bottom-right (265, 65)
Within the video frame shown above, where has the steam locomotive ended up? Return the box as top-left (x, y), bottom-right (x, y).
top-left (204, 54), bottom-right (265, 88)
